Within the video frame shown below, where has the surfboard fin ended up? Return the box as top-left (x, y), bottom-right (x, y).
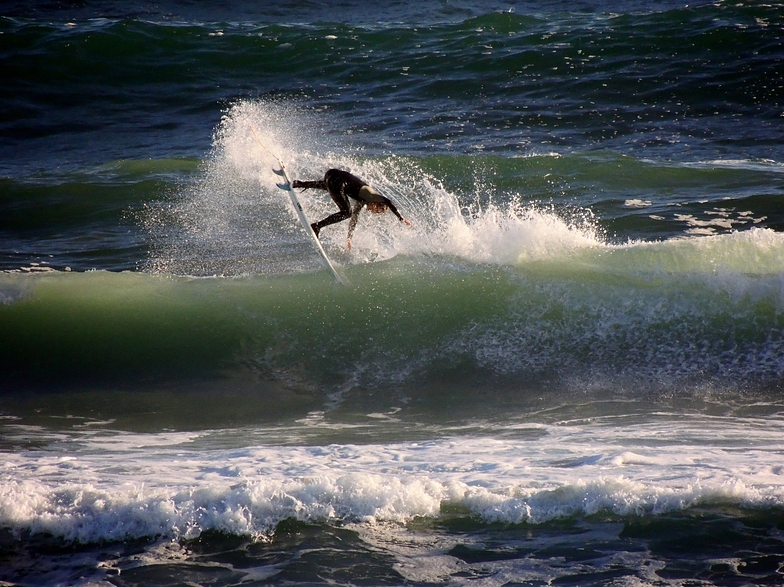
top-left (272, 167), bottom-right (286, 177)
top-left (276, 182), bottom-right (289, 190)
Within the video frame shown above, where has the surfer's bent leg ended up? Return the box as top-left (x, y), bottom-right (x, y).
top-left (311, 187), bottom-right (352, 238)
top-left (312, 210), bottom-right (352, 237)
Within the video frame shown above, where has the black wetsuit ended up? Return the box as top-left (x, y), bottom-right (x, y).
top-left (292, 169), bottom-right (404, 239)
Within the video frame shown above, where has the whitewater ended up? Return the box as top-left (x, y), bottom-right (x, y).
top-left (4, 413), bottom-right (784, 541)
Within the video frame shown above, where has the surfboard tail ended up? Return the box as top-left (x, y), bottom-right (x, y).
top-left (272, 170), bottom-right (345, 285)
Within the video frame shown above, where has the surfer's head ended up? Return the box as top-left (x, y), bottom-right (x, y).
top-left (358, 185), bottom-right (387, 213)
top-left (366, 201), bottom-right (387, 214)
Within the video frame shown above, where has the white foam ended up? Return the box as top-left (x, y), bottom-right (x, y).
top-left (426, 201), bottom-right (600, 266)
top-left (2, 416), bottom-right (784, 543)
top-left (684, 158), bottom-right (784, 173)
top-left (624, 199), bottom-right (652, 208)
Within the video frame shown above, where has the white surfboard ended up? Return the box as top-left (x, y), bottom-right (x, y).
top-left (250, 126), bottom-right (344, 285)
top-left (272, 164), bottom-right (345, 285)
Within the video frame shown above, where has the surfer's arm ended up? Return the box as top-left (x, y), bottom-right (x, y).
top-left (383, 198), bottom-right (412, 226)
top-left (292, 179), bottom-right (327, 191)
top-left (347, 201), bottom-right (364, 249)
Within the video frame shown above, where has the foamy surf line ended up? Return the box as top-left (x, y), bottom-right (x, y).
top-left (3, 423), bottom-right (784, 544)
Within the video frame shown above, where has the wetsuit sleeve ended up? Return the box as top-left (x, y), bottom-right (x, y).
top-left (383, 197), bottom-right (404, 222)
top-left (292, 179), bottom-right (327, 190)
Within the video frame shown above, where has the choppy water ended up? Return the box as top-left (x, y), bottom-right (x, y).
top-left (2, 1), bottom-right (784, 585)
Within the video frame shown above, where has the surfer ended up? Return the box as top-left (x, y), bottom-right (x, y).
top-left (292, 169), bottom-right (411, 249)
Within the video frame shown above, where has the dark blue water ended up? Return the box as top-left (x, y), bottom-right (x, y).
top-left (2, 0), bottom-right (782, 177)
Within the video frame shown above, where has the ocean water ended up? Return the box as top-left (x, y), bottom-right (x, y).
top-left (2, 1), bottom-right (784, 585)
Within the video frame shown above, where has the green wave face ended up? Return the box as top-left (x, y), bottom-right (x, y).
top-left (3, 228), bottom-right (782, 403)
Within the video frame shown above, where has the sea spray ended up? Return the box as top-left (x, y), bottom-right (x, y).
top-left (146, 100), bottom-right (606, 275)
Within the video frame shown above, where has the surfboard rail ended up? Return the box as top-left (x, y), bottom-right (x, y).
top-left (272, 165), bottom-right (345, 284)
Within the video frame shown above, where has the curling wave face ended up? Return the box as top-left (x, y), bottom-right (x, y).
top-left (3, 102), bottom-right (784, 404)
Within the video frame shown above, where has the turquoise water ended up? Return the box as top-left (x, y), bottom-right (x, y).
top-left (2, 1), bottom-right (784, 585)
